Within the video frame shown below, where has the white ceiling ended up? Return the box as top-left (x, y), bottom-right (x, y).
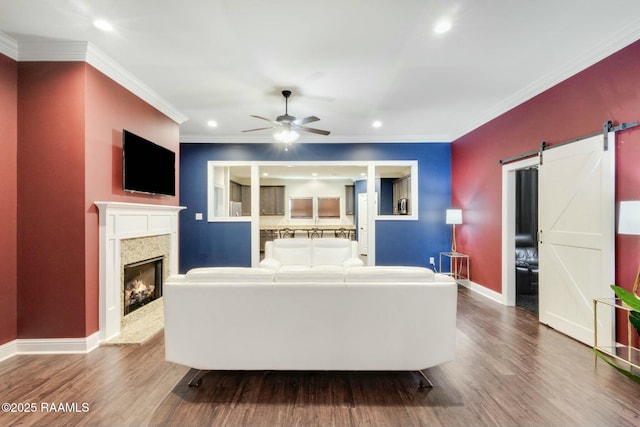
top-left (2, 0), bottom-right (640, 144)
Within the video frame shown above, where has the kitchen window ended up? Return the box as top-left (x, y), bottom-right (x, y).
top-left (290, 197), bottom-right (313, 218)
top-left (318, 197), bottom-right (340, 218)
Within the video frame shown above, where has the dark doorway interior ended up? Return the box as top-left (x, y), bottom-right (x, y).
top-left (515, 168), bottom-right (538, 314)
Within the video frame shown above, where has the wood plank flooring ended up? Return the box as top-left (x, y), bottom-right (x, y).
top-left (1, 287), bottom-right (639, 426)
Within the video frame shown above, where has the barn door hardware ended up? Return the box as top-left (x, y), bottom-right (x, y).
top-left (603, 120), bottom-right (638, 151)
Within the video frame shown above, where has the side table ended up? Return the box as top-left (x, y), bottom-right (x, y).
top-left (439, 251), bottom-right (470, 283)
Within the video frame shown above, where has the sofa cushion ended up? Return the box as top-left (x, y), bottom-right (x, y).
top-left (272, 238), bottom-right (313, 266)
top-left (259, 258), bottom-right (282, 270)
top-left (185, 267), bottom-right (275, 283)
top-left (342, 257), bottom-right (365, 268)
top-left (344, 266), bottom-right (435, 282)
top-left (275, 264), bottom-right (345, 282)
top-left (311, 238), bottom-right (352, 266)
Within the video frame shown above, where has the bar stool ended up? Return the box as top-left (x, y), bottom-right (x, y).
top-left (307, 228), bottom-right (323, 239)
top-left (334, 228), bottom-right (348, 239)
top-left (279, 228), bottom-right (295, 238)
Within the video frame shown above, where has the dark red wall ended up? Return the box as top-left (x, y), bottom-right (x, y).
top-left (452, 39), bottom-right (640, 300)
top-left (17, 62), bottom-right (89, 338)
top-left (15, 61), bottom-right (179, 340)
top-left (0, 54), bottom-right (18, 345)
top-left (83, 64), bottom-right (179, 335)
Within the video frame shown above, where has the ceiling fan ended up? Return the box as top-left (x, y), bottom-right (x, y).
top-left (242, 90), bottom-right (330, 142)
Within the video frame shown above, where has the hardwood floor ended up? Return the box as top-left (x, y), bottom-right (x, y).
top-left (1, 287), bottom-right (639, 426)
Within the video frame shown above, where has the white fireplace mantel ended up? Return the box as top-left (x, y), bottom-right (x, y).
top-left (95, 201), bottom-right (185, 342)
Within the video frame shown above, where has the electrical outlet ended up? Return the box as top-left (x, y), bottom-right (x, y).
top-left (429, 257), bottom-right (435, 265)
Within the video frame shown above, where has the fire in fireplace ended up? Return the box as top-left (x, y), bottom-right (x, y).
top-left (123, 256), bottom-right (163, 316)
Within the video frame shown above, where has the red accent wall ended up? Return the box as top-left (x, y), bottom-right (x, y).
top-left (18, 62), bottom-right (88, 338)
top-left (452, 39), bottom-right (640, 306)
top-left (0, 54), bottom-right (18, 345)
top-left (83, 64), bottom-right (179, 335)
top-left (16, 62), bottom-right (179, 339)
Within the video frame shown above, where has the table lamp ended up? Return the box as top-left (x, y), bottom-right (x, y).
top-left (619, 201), bottom-right (640, 297)
top-left (446, 209), bottom-right (463, 253)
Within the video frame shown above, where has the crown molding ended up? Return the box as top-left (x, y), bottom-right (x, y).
top-left (14, 38), bottom-right (188, 125)
top-left (0, 32), bottom-right (18, 60)
top-left (452, 19), bottom-right (640, 141)
top-left (84, 43), bottom-right (188, 124)
top-left (180, 133), bottom-right (451, 144)
top-left (17, 39), bottom-right (89, 61)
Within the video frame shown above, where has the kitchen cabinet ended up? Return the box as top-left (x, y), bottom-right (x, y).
top-left (393, 176), bottom-right (410, 200)
top-left (230, 180), bottom-right (242, 202)
top-left (393, 176), bottom-right (411, 214)
top-left (345, 185), bottom-right (355, 215)
top-left (241, 185), bottom-right (251, 216)
top-left (230, 180), bottom-right (251, 215)
top-left (260, 185), bottom-right (285, 215)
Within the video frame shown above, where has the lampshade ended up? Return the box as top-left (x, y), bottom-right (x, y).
top-left (446, 209), bottom-right (462, 225)
top-left (619, 201), bottom-right (640, 235)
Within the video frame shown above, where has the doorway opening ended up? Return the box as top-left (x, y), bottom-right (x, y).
top-left (515, 168), bottom-right (538, 314)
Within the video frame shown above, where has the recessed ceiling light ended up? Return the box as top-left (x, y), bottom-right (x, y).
top-left (93, 19), bottom-right (113, 32)
top-left (312, 173), bottom-right (318, 177)
top-left (207, 120), bottom-right (218, 128)
top-left (262, 172), bottom-right (269, 177)
top-left (434, 20), bottom-right (452, 34)
top-left (372, 120), bottom-right (382, 128)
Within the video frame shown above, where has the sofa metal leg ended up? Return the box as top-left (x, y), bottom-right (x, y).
top-left (187, 369), bottom-right (207, 387)
top-left (416, 370), bottom-right (433, 389)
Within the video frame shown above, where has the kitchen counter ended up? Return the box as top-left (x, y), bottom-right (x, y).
top-left (260, 224), bottom-right (355, 231)
top-left (259, 224), bottom-right (356, 244)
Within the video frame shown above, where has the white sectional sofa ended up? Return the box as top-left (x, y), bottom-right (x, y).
top-left (163, 238), bottom-right (457, 386)
top-left (259, 238), bottom-right (364, 281)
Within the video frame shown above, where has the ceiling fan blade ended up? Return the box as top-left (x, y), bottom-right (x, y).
top-left (242, 126), bottom-right (275, 133)
top-left (295, 125), bottom-right (330, 136)
top-left (294, 115), bottom-right (320, 125)
top-left (250, 115), bottom-right (277, 123)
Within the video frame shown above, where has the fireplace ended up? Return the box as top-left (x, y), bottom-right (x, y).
top-left (95, 202), bottom-right (184, 341)
top-left (123, 256), bottom-right (163, 316)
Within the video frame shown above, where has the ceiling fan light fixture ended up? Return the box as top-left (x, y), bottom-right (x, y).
top-left (93, 19), bottom-right (113, 32)
top-left (243, 90), bottom-right (330, 139)
top-left (434, 19), bottom-right (452, 34)
top-left (274, 128), bottom-right (300, 144)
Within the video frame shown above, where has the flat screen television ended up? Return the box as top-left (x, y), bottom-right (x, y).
top-left (122, 130), bottom-right (176, 196)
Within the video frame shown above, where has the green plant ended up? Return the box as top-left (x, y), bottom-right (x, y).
top-left (594, 285), bottom-right (640, 384)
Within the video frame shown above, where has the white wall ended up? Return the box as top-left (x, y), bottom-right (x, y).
top-left (260, 178), bottom-right (354, 227)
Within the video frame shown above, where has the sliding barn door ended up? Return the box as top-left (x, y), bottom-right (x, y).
top-left (538, 133), bottom-right (615, 346)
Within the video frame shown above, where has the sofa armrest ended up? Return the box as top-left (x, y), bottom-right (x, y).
top-left (259, 258), bottom-right (282, 270)
top-left (350, 241), bottom-right (359, 258)
top-left (342, 257), bottom-right (364, 268)
top-left (264, 241), bottom-right (274, 259)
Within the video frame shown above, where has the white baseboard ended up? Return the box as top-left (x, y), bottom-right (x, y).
top-left (0, 332), bottom-right (101, 362)
top-left (459, 280), bottom-right (505, 305)
top-left (0, 339), bottom-right (18, 362)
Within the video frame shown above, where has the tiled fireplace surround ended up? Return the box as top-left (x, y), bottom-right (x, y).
top-left (96, 202), bottom-right (184, 343)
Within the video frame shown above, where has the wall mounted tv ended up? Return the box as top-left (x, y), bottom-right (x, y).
top-left (122, 130), bottom-right (176, 196)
